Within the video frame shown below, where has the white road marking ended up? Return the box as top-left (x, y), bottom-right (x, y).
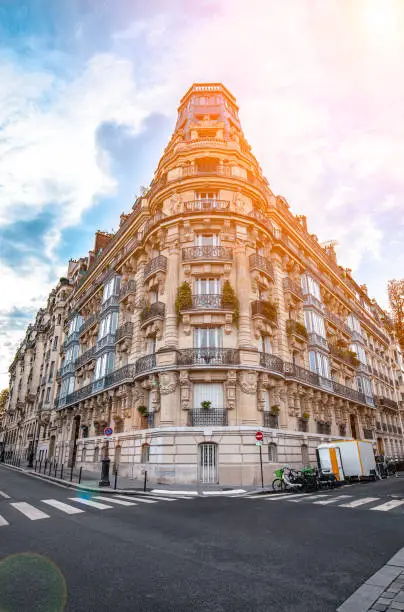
top-left (41, 499), bottom-right (85, 514)
top-left (371, 500), bottom-right (404, 512)
top-left (95, 496), bottom-right (136, 506)
top-left (313, 495), bottom-right (353, 505)
top-left (286, 494), bottom-right (328, 503)
top-left (115, 495), bottom-right (157, 504)
top-left (151, 489), bottom-right (199, 496)
top-left (68, 497), bottom-right (112, 510)
top-left (138, 495), bottom-right (176, 502)
top-left (0, 491), bottom-right (10, 499)
top-left (339, 497), bottom-right (379, 508)
top-left (11, 502), bottom-right (50, 520)
top-left (262, 494), bottom-right (294, 500)
top-left (0, 515), bottom-right (9, 527)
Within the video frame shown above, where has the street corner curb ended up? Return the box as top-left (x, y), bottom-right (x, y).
top-left (337, 546), bottom-right (404, 611)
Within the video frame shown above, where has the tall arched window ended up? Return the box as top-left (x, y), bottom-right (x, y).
top-left (268, 443), bottom-right (277, 463)
top-left (141, 443), bottom-right (150, 464)
top-left (93, 447), bottom-right (99, 463)
top-left (81, 447), bottom-right (86, 463)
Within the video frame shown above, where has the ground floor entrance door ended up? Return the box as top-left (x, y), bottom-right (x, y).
top-left (199, 443), bottom-right (218, 484)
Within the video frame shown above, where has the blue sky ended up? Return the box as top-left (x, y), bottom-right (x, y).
top-left (1, 0), bottom-right (403, 387)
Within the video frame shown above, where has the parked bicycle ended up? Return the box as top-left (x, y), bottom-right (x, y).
top-left (272, 466), bottom-right (320, 493)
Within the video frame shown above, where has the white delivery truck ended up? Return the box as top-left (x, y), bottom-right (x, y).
top-left (317, 440), bottom-right (376, 481)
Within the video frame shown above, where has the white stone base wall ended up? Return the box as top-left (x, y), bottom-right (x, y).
top-left (75, 426), bottom-right (351, 486)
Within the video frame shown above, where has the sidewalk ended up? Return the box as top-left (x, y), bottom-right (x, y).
top-left (338, 548), bottom-right (404, 611)
top-left (0, 462), bottom-right (252, 496)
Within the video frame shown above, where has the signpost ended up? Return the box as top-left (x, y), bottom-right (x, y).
top-left (99, 427), bottom-right (113, 487)
top-left (256, 431), bottom-right (264, 488)
top-left (104, 426), bottom-right (113, 437)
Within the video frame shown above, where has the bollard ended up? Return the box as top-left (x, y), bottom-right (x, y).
top-left (39, 459), bottom-right (42, 474)
top-left (114, 468), bottom-right (118, 491)
top-left (44, 459), bottom-right (48, 474)
top-left (70, 464), bottom-right (73, 482)
top-left (143, 470), bottom-right (147, 492)
top-left (49, 461), bottom-right (52, 476)
top-left (60, 464), bottom-right (64, 480)
top-left (54, 463), bottom-right (57, 478)
top-left (78, 467), bottom-right (82, 484)
top-left (34, 460), bottom-right (38, 472)
top-left (99, 458), bottom-right (111, 487)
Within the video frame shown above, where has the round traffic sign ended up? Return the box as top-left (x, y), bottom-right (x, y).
top-left (104, 426), bottom-right (113, 436)
top-left (255, 431), bottom-right (264, 441)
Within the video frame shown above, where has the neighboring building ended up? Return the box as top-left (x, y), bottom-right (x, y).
top-left (1, 83), bottom-right (403, 485)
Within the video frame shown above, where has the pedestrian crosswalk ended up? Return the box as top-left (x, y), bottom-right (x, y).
top-left (245, 491), bottom-right (404, 513)
top-left (0, 492), bottom-right (195, 528)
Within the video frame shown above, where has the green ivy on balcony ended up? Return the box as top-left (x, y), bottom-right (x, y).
top-left (286, 319), bottom-right (308, 340)
top-left (221, 280), bottom-right (239, 326)
top-left (175, 281), bottom-right (192, 321)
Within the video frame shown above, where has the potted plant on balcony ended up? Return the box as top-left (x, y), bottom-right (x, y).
top-left (301, 411), bottom-right (310, 421)
top-left (137, 405), bottom-right (148, 416)
top-left (221, 280), bottom-right (239, 325)
top-left (270, 405), bottom-right (280, 416)
top-left (201, 400), bottom-right (212, 410)
top-left (175, 281), bottom-right (192, 321)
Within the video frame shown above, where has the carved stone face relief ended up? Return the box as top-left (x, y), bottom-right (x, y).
top-left (238, 370), bottom-right (258, 394)
top-left (158, 372), bottom-right (177, 395)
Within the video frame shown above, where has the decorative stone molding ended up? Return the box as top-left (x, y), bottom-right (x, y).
top-left (225, 370), bottom-right (237, 410)
top-left (179, 370), bottom-right (191, 411)
top-left (158, 371), bottom-right (177, 395)
top-left (238, 370), bottom-right (258, 394)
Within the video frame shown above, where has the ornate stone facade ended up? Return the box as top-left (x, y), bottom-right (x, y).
top-left (1, 83), bottom-right (403, 485)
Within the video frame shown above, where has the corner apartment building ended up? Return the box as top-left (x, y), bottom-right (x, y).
top-left (1, 83), bottom-right (403, 486)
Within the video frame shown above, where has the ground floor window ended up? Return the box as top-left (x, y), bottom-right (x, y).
top-left (141, 443), bottom-right (150, 464)
top-left (268, 443), bottom-right (277, 463)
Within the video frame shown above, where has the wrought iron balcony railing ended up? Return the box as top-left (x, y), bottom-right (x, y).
top-left (188, 408), bottom-right (228, 426)
top-left (96, 333), bottom-right (116, 352)
top-left (363, 428), bottom-right (374, 440)
top-left (135, 354), bottom-right (157, 374)
top-left (375, 396), bottom-right (399, 410)
top-left (316, 422), bottom-right (331, 435)
top-left (263, 413), bottom-right (279, 428)
top-left (118, 279), bottom-right (136, 301)
top-left (183, 199), bottom-right (230, 213)
top-left (58, 361), bottom-right (76, 378)
top-left (303, 294), bottom-right (325, 313)
top-left (182, 245), bottom-right (233, 262)
top-left (251, 300), bottom-right (277, 324)
top-left (100, 294), bottom-right (119, 313)
top-left (324, 310), bottom-right (351, 336)
top-left (62, 331), bottom-right (80, 350)
top-left (190, 294), bottom-right (229, 310)
top-left (283, 277), bottom-right (303, 300)
top-left (115, 322), bottom-right (134, 343)
top-left (75, 345), bottom-right (96, 369)
top-left (259, 353), bottom-right (284, 373)
top-left (79, 314), bottom-right (98, 336)
top-left (298, 418), bottom-right (309, 432)
top-left (350, 329), bottom-right (365, 343)
top-left (286, 320), bottom-right (309, 340)
top-left (329, 343), bottom-right (360, 368)
top-left (177, 348), bottom-right (240, 366)
top-left (308, 332), bottom-right (329, 350)
top-left (249, 253), bottom-right (274, 280)
top-left (140, 302), bottom-right (165, 324)
top-left (144, 255), bottom-right (167, 279)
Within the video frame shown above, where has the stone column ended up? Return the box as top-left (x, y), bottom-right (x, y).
top-left (158, 372), bottom-right (179, 426)
top-left (235, 241), bottom-right (253, 348)
top-left (164, 244), bottom-right (180, 349)
top-left (238, 371), bottom-right (259, 424)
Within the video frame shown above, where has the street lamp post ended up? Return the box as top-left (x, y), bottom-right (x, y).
top-left (99, 441), bottom-right (111, 487)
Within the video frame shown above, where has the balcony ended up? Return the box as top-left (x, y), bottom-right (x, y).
top-left (135, 354), bottom-right (156, 374)
top-left (185, 294), bottom-right (234, 310)
top-left (308, 332), bottom-right (329, 351)
top-left (375, 396), bottom-right (399, 410)
top-left (62, 331), bottom-right (80, 350)
top-left (363, 428), bottom-right (374, 440)
top-left (183, 199), bottom-right (230, 213)
top-left (259, 353), bottom-right (284, 374)
top-left (188, 408), bottom-right (228, 426)
top-left (140, 412), bottom-right (155, 429)
top-left (100, 294), bottom-right (119, 313)
top-left (324, 310), bottom-right (351, 336)
top-left (75, 346), bottom-right (96, 369)
top-left (177, 348), bottom-right (240, 367)
top-left (303, 294), bottom-right (325, 313)
top-left (115, 322), bottom-right (134, 344)
top-left (58, 361), bottom-right (76, 378)
top-left (251, 300), bottom-right (277, 325)
top-left (286, 320), bottom-right (308, 341)
top-left (316, 422), bottom-right (331, 435)
top-left (283, 277), bottom-right (303, 300)
top-left (96, 333), bottom-right (116, 353)
top-left (329, 343), bottom-right (360, 368)
top-left (249, 254), bottom-right (274, 281)
top-left (350, 330), bottom-right (364, 343)
top-left (79, 314), bottom-right (98, 336)
top-left (118, 279), bottom-right (136, 302)
top-left (144, 255), bottom-right (167, 281)
top-left (182, 245), bottom-right (233, 262)
top-left (298, 418), bottom-right (309, 432)
top-left (140, 302), bottom-right (165, 326)
top-left (263, 413), bottom-right (279, 428)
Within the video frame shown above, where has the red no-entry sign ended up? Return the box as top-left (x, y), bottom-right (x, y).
top-left (255, 431), bottom-right (263, 441)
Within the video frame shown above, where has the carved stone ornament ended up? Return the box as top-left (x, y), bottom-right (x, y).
top-left (238, 370), bottom-right (258, 394)
top-left (158, 371), bottom-right (177, 395)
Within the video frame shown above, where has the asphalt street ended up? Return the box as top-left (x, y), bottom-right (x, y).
top-left (1, 465), bottom-right (404, 611)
